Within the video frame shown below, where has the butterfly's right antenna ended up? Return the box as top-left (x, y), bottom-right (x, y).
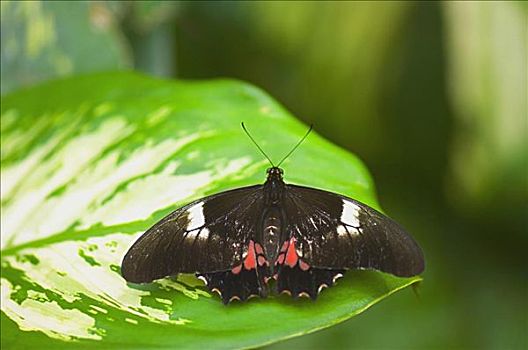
top-left (241, 122), bottom-right (275, 167)
top-left (276, 124), bottom-right (313, 167)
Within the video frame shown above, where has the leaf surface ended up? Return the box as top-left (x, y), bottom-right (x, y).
top-left (0, 72), bottom-right (421, 349)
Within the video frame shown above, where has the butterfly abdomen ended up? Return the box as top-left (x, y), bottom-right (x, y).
top-left (261, 207), bottom-right (282, 266)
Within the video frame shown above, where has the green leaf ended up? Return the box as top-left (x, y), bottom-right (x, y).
top-left (0, 72), bottom-right (421, 349)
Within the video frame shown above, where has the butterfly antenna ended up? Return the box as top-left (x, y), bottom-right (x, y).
top-left (241, 122), bottom-right (275, 167)
top-left (276, 124), bottom-right (313, 167)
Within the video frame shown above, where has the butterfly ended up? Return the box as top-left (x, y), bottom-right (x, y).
top-left (121, 123), bottom-right (425, 304)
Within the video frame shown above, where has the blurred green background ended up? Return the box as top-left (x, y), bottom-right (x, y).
top-left (1, 1), bottom-right (526, 349)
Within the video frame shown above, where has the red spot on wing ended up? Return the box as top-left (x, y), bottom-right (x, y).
top-left (299, 260), bottom-right (310, 271)
top-left (276, 253), bottom-right (285, 265)
top-left (231, 264), bottom-right (242, 274)
top-left (243, 240), bottom-right (257, 270)
top-left (257, 255), bottom-right (267, 266)
top-left (285, 238), bottom-right (299, 267)
top-left (254, 243), bottom-right (264, 255)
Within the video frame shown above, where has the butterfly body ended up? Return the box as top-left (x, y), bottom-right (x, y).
top-left (261, 206), bottom-right (282, 265)
top-left (259, 167), bottom-right (287, 266)
top-left (121, 166), bottom-right (424, 304)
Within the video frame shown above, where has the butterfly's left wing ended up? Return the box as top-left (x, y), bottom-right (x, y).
top-left (273, 184), bottom-right (425, 299)
top-left (121, 185), bottom-right (271, 303)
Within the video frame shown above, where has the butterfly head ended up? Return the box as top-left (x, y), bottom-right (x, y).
top-left (266, 166), bottom-right (284, 180)
top-left (265, 167), bottom-right (285, 203)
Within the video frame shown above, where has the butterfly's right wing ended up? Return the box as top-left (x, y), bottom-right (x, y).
top-left (284, 184), bottom-right (425, 275)
top-left (273, 184), bottom-right (424, 299)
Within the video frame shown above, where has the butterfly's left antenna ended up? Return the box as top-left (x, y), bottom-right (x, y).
top-left (276, 124), bottom-right (313, 167)
top-left (241, 122), bottom-right (275, 167)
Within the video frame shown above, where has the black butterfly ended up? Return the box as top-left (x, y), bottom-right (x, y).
top-left (121, 124), bottom-right (425, 304)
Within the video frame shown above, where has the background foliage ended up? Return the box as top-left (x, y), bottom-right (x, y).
top-left (1, 1), bottom-right (527, 349)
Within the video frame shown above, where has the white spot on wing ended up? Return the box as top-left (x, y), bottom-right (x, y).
top-left (332, 273), bottom-right (344, 283)
top-left (186, 227), bottom-right (210, 241)
top-left (349, 226), bottom-right (362, 236)
top-left (337, 225), bottom-right (348, 237)
top-left (187, 202), bottom-right (205, 230)
top-left (200, 227), bottom-right (210, 240)
top-left (317, 284), bottom-right (328, 293)
top-left (186, 230), bottom-right (199, 239)
top-left (341, 200), bottom-right (361, 227)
